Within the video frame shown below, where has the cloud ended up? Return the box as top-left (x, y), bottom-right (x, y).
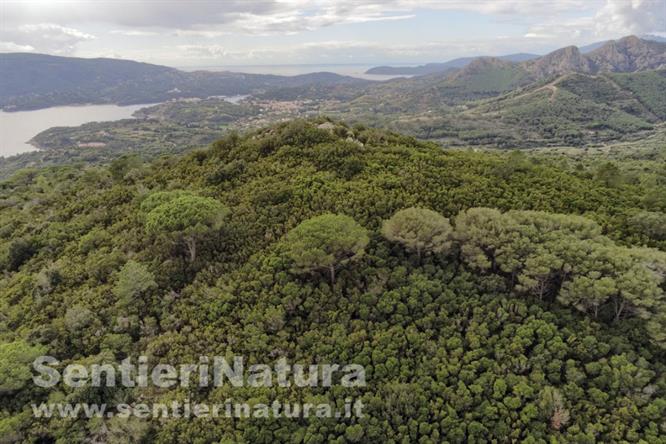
top-left (229, 10), bottom-right (414, 35)
top-left (522, 0), bottom-right (665, 46)
top-left (293, 39), bottom-right (528, 60)
top-left (2, 1), bottom-right (281, 29)
top-left (3, 0), bottom-right (661, 62)
top-left (173, 29), bottom-right (230, 38)
top-left (391, 0), bottom-right (590, 15)
top-left (1, 1), bottom-right (419, 43)
top-left (524, 32), bottom-right (558, 39)
top-left (18, 23), bottom-right (95, 40)
top-left (595, 0), bottom-right (666, 36)
top-left (176, 44), bottom-right (230, 58)
top-left (220, 0), bottom-right (587, 35)
top-left (0, 23), bottom-right (95, 55)
top-left (523, 18), bottom-right (592, 41)
top-left (170, 37), bottom-right (552, 65)
top-left (110, 30), bottom-right (159, 37)
top-left (2, 0), bottom-right (587, 36)
top-left (0, 41), bottom-right (35, 52)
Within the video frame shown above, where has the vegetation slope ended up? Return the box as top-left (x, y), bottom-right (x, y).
top-left (1, 119), bottom-right (665, 443)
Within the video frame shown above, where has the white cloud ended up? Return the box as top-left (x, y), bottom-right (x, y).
top-left (595, 0), bottom-right (666, 36)
top-left (523, 18), bottom-right (590, 41)
top-left (0, 23), bottom-right (95, 55)
top-left (391, 0), bottom-right (590, 15)
top-left (2, 1), bottom-right (275, 28)
top-left (19, 23), bottom-right (95, 41)
top-left (225, 8), bottom-right (415, 35)
top-left (110, 30), bottom-right (159, 37)
top-left (523, 0), bottom-right (665, 46)
top-left (0, 41), bottom-right (35, 52)
top-left (2, 0), bottom-right (662, 63)
top-left (176, 44), bottom-right (230, 58)
top-left (2, 0), bottom-right (586, 36)
top-left (173, 29), bottom-right (230, 38)
top-left (169, 37), bottom-right (552, 65)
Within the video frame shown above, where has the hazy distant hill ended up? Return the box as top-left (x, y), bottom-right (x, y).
top-left (642, 34), bottom-right (666, 43)
top-left (350, 36), bottom-right (666, 113)
top-left (345, 56), bottom-right (535, 113)
top-left (368, 35), bottom-right (666, 76)
top-left (577, 33), bottom-right (666, 53)
top-left (525, 45), bottom-right (597, 78)
top-left (365, 53), bottom-right (539, 76)
top-left (367, 36), bottom-right (666, 81)
top-left (327, 36), bottom-right (666, 147)
top-left (0, 53), bottom-right (367, 111)
top-left (345, 68), bottom-right (662, 148)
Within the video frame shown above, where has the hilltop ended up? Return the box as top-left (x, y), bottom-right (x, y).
top-left (1, 119), bottom-right (665, 442)
top-left (524, 46), bottom-right (594, 78)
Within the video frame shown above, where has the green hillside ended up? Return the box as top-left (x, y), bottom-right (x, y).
top-left (441, 58), bottom-right (533, 100)
top-left (337, 58), bottom-right (532, 115)
top-left (1, 120), bottom-right (665, 443)
top-left (609, 70), bottom-right (666, 119)
top-left (339, 69), bottom-right (666, 147)
top-left (472, 76), bottom-right (655, 146)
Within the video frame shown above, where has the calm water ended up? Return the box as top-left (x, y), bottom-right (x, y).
top-left (179, 63), bottom-right (413, 81)
top-left (0, 65), bottom-right (412, 158)
top-left (0, 104), bottom-right (151, 157)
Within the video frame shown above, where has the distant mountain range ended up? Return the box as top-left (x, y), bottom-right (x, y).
top-left (2, 34), bottom-right (665, 177)
top-left (0, 53), bottom-right (368, 111)
top-left (524, 36), bottom-right (666, 78)
top-left (365, 53), bottom-right (539, 76)
top-left (358, 36), bottom-right (666, 106)
top-left (366, 34), bottom-right (666, 76)
top-left (312, 36), bottom-right (666, 147)
top-left (335, 65), bottom-right (666, 148)
top-left (3, 35), bottom-right (664, 112)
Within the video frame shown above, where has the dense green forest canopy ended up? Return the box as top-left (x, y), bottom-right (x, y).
top-left (1, 119), bottom-right (665, 442)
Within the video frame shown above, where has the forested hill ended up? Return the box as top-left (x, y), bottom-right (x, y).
top-left (0, 53), bottom-right (368, 111)
top-left (1, 119), bottom-right (665, 442)
top-left (325, 67), bottom-right (666, 147)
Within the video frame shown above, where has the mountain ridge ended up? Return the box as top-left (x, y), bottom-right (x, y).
top-left (366, 35), bottom-right (666, 78)
top-left (522, 36), bottom-right (666, 79)
top-left (0, 53), bottom-right (368, 111)
top-left (365, 53), bottom-right (539, 76)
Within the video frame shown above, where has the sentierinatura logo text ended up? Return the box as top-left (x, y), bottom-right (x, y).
top-left (33, 355), bottom-right (366, 388)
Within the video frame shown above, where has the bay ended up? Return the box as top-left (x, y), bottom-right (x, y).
top-left (0, 104), bottom-right (152, 157)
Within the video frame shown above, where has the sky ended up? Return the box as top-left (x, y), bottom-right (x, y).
top-left (1, 0), bottom-right (665, 67)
